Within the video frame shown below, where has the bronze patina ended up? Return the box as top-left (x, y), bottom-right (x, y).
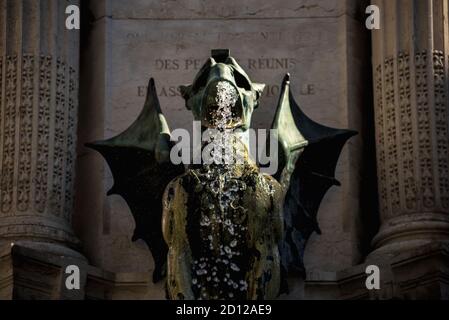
top-left (87, 49), bottom-right (356, 300)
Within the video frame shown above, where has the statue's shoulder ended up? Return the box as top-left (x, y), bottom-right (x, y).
top-left (261, 174), bottom-right (282, 196)
top-left (244, 171), bottom-right (282, 196)
top-left (163, 169), bottom-right (207, 201)
top-left (163, 171), bottom-right (192, 202)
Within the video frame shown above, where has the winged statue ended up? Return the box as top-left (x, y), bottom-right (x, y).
top-left (86, 49), bottom-right (356, 300)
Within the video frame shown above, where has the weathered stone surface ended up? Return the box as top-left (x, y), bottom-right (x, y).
top-left (0, 241), bottom-right (87, 300)
top-left (305, 242), bottom-right (449, 300)
top-left (85, 267), bottom-right (165, 300)
top-left (304, 0), bottom-right (449, 301)
top-left (106, 0), bottom-right (362, 20)
top-left (105, 19), bottom-right (350, 135)
top-left (0, 0), bottom-right (80, 248)
top-left (0, 0), bottom-right (446, 302)
top-left (76, 0), bottom-right (368, 299)
top-left (0, 241), bottom-right (162, 300)
top-left (0, 243), bottom-right (13, 300)
top-left (369, 0), bottom-right (449, 258)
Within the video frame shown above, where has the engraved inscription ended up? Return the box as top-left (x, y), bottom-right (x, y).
top-left (137, 83), bottom-right (315, 98)
top-left (153, 57), bottom-right (297, 72)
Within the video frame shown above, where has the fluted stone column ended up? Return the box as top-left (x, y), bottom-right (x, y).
top-left (370, 0), bottom-right (449, 258)
top-left (0, 0), bottom-right (80, 251)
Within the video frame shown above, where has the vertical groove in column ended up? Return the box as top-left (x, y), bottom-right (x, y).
top-left (65, 63), bottom-right (77, 222)
top-left (17, 0), bottom-right (39, 213)
top-left (12, 0), bottom-right (23, 214)
top-left (47, 0), bottom-right (57, 217)
top-left (393, 0), bottom-right (406, 214)
top-left (5, 0), bottom-right (20, 55)
top-left (398, 0), bottom-right (412, 52)
top-left (411, 0), bottom-right (435, 210)
top-left (53, 55), bottom-right (67, 218)
top-left (65, 0), bottom-right (80, 221)
top-left (35, 0), bottom-right (52, 213)
top-left (0, 0), bottom-right (5, 54)
top-left (381, 0), bottom-right (400, 217)
top-left (372, 0), bottom-right (389, 218)
top-left (432, 0), bottom-right (449, 210)
top-left (397, 0), bottom-right (416, 212)
top-left (408, 0), bottom-right (421, 212)
top-left (426, 0), bottom-right (439, 211)
top-left (380, 0), bottom-right (390, 217)
top-left (22, 0), bottom-right (39, 54)
top-left (414, 0), bottom-right (429, 50)
top-left (0, 1), bottom-right (5, 213)
top-left (432, 0), bottom-right (445, 51)
top-left (17, 55), bottom-right (34, 212)
top-left (49, 0), bottom-right (65, 218)
top-left (442, 0), bottom-right (449, 210)
top-left (30, 0), bottom-right (41, 210)
top-left (1, 0), bottom-right (20, 215)
top-left (39, 0), bottom-right (52, 56)
top-left (375, 63), bottom-right (388, 217)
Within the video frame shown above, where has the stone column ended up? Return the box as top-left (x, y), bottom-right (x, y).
top-left (370, 0), bottom-right (449, 258)
top-left (0, 0), bottom-right (80, 251)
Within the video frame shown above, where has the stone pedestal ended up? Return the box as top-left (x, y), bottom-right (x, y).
top-left (305, 242), bottom-right (449, 300)
top-left (0, 242), bottom-right (87, 300)
top-left (0, 0), bottom-right (80, 250)
top-left (369, 0), bottom-right (449, 260)
top-left (0, 241), bottom-right (162, 300)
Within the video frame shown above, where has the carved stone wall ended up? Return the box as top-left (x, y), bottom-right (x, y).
top-left (370, 0), bottom-right (449, 257)
top-left (75, 1), bottom-right (370, 301)
top-left (0, 0), bottom-right (80, 247)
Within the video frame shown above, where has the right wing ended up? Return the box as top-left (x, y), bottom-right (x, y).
top-left (270, 74), bottom-right (357, 292)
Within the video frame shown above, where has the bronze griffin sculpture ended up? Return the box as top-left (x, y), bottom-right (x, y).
top-left (87, 49), bottom-right (356, 300)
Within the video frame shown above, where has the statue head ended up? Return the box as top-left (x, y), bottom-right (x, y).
top-left (180, 49), bottom-right (265, 131)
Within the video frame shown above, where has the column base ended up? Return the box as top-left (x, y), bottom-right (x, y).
top-left (0, 241), bottom-right (87, 300)
top-left (0, 216), bottom-right (81, 249)
top-left (368, 213), bottom-right (449, 262)
top-left (304, 241), bottom-right (449, 300)
top-left (0, 241), bottom-right (164, 300)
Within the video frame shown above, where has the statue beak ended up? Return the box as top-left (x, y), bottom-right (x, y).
top-left (201, 78), bottom-right (243, 129)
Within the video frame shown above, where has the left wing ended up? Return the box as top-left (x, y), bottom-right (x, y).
top-left (86, 78), bottom-right (185, 282)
